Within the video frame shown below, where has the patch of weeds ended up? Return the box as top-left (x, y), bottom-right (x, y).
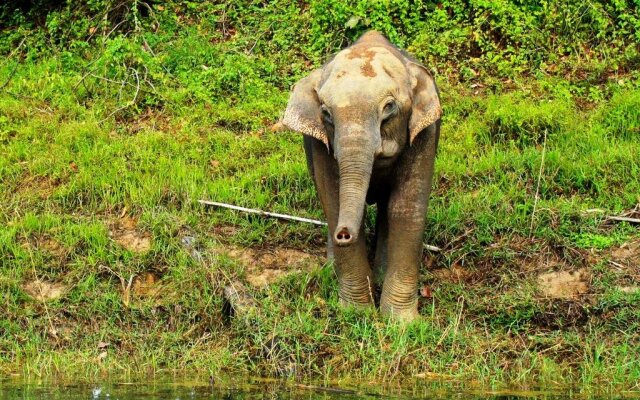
top-left (570, 232), bottom-right (625, 250)
top-left (598, 89), bottom-right (640, 140)
top-left (479, 95), bottom-right (571, 148)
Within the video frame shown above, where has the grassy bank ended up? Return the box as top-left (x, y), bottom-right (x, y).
top-left (1, 0), bottom-right (640, 392)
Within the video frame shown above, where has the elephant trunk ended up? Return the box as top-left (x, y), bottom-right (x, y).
top-left (334, 134), bottom-right (376, 247)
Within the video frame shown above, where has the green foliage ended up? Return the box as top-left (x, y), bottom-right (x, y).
top-left (3, 0), bottom-right (640, 79)
top-left (571, 232), bottom-right (624, 250)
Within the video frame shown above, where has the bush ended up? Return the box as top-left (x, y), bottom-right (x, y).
top-left (3, 0), bottom-right (640, 79)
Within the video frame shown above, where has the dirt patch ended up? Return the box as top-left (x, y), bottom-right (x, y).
top-left (610, 239), bottom-right (640, 268)
top-left (116, 107), bottom-right (172, 135)
top-left (16, 175), bottom-right (62, 199)
top-left (38, 237), bottom-right (67, 258)
top-left (223, 247), bottom-right (322, 288)
top-left (430, 263), bottom-right (473, 284)
top-left (23, 280), bottom-right (66, 301)
top-left (532, 299), bottom-right (590, 329)
top-left (537, 269), bottom-right (590, 299)
top-left (121, 272), bottom-right (163, 307)
top-left (109, 216), bottom-right (152, 253)
top-left (605, 239), bottom-right (640, 288)
top-left (211, 225), bottom-right (241, 237)
top-left (132, 272), bottom-right (161, 297)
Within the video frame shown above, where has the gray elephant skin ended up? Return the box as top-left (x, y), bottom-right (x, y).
top-left (282, 31), bottom-right (442, 322)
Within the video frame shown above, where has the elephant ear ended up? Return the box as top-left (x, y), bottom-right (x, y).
top-left (407, 62), bottom-right (442, 144)
top-left (282, 69), bottom-right (328, 147)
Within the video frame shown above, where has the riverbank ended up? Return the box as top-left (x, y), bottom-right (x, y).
top-left (1, 1), bottom-right (639, 391)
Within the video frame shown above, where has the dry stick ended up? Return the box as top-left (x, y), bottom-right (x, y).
top-left (0, 37), bottom-right (27, 91)
top-left (530, 128), bottom-right (548, 235)
top-left (423, 243), bottom-right (442, 252)
top-left (99, 67), bottom-right (141, 124)
top-left (199, 199), bottom-right (443, 251)
top-left (199, 199), bottom-right (327, 226)
top-left (606, 216), bottom-right (640, 224)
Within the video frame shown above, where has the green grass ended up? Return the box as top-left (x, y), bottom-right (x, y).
top-left (1, 1), bottom-right (640, 393)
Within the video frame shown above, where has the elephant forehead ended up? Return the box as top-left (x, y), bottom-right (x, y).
top-left (319, 48), bottom-right (409, 107)
top-left (318, 76), bottom-right (391, 107)
top-left (333, 46), bottom-right (407, 80)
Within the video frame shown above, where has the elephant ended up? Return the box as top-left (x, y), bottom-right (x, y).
top-left (281, 31), bottom-right (441, 322)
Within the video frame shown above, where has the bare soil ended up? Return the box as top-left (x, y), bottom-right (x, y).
top-left (22, 280), bottom-right (66, 301)
top-left (221, 246), bottom-right (323, 288)
top-left (109, 216), bottom-right (152, 253)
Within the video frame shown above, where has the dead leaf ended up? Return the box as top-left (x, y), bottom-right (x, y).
top-left (69, 161), bottom-right (78, 172)
top-left (270, 121), bottom-right (285, 132)
top-left (132, 272), bottom-right (160, 297)
top-left (420, 284), bottom-right (433, 298)
top-left (97, 351), bottom-right (108, 362)
top-left (97, 342), bottom-right (110, 349)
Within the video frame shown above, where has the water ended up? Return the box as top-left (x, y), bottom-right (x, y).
top-left (0, 378), bottom-right (587, 399)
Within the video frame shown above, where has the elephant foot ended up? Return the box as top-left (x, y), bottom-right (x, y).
top-left (380, 300), bottom-right (420, 323)
top-left (339, 296), bottom-right (374, 309)
top-left (338, 279), bottom-right (375, 308)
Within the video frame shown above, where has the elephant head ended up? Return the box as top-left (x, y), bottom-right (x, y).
top-left (282, 31), bottom-right (441, 246)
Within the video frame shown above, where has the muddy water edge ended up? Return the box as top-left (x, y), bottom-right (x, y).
top-left (0, 376), bottom-right (624, 400)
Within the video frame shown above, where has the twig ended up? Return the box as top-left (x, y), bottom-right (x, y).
top-left (530, 128), bottom-right (548, 235)
top-left (246, 22), bottom-right (275, 54)
top-left (99, 67), bottom-right (141, 123)
top-left (1, 37), bottom-right (26, 67)
top-left (606, 216), bottom-right (640, 224)
top-left (0, 37), bottom-right (27, 91)
top-left (199, 199), bottom-right (327, 226)
top-left (423, 243), bottom-right (442, 252)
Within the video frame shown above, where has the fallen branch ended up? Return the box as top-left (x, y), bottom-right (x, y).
top-left (606, 216), bottom-right (640, 224)
top-left (198, 199), bottom-right (327, 226)
top-left (199, 199), bottom-right (442, 252)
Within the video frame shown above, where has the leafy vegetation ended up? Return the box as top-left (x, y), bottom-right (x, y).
top-left (1, 0), bottom-right (639, 392)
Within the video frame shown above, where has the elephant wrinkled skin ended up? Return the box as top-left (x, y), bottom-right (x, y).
top-left (281, 31), bottom-right (442, 322)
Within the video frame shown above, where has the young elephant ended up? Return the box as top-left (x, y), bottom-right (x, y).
top-left (282, 31), bottom-right (441, 322)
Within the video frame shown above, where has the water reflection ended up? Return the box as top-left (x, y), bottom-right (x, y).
top-left (0, 377), bottom-right (584, 399)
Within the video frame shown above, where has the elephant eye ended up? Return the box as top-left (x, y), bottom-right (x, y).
top-left (381, 100), bottom-right (397, 122)
top-left (321, 105), bottom-right (333, 125)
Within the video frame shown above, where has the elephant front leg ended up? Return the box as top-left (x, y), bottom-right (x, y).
top-left (379, 127), bottom-right (438, 322)
top-left (307, 138), bottom-right (374, 307)
top-left (333, 220), bottom-right (374, 306)
top-left (379, 210), bottom-right (424, 322)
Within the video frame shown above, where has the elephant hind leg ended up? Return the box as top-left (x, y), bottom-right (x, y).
top-left (373, 201), bottom-right (389, 287)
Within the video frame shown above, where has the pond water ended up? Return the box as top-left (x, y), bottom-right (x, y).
top-left (0, 378), bottom-right (588, 399)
